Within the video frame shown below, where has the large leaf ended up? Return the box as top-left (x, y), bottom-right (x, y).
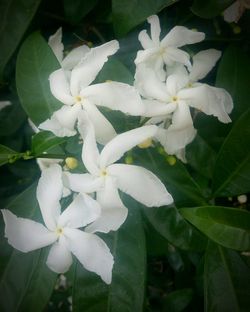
top-left (191, 0), bottom-right (234, 18)
top-left (163, 288), bottom-right (194, 312)
top-left (180, 206), bottom-right (250, 251)
top-left (73, 206), bottom-right (146, 311)
top-left (16, 32), bottom-right (61, 126)
top-left (112, 0), bottom-right (178, 37)
top-left (204, 241), bottom-right (250, 311)
top-left (212, 109), bottom-right (250, 197)
top-left (0, 183), bottom-right (57, 311)
top-left (63, 0), bottom-right (98, 24)
top-left (0, 144), bottom-right (18, 167)
top-left (0, 0), bottom-right (41, 80)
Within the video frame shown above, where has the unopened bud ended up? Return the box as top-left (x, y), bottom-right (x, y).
top-left (237, 194), bottom-right (247, 204)
top-left (125, 155), bottom-right (133, 164)
top-left (233, 25), bottom-right (241, 34)
top-left (65, 157), bottom-right (78, 170)
top-left (166, 155), bottom-right (176, 166)
top-left (138, 138), bottom-right (152, 149)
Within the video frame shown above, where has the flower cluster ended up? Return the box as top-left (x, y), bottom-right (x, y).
top-left (1, 15), bottom-right (233, 284)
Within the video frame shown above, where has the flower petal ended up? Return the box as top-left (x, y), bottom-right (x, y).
top-left (0, 101), bottom-right (11, 111)
top-left (161, 26), bottom-right (205, 48)
top-left (142, 99), bottom-right (177, 117)
top-left (163, 47), bottom-right (191, 68)
top-left (83, 81), bottom-right (145, 116)
top-left (70, 40), bottom-right (119, 96)
top-left (48, 28), bottom-right (64, 63)
top-left (100, 125), bottom-right (158, 168)
top-left (83, 101), bottom-right (117, 145)
top-left (108, 164), bottom-right (173, 207)
top-left (36, 164), bottom-right (63, 230)
top-left (166, 74), bottom-right (189, 96)
top-left (148, 15), bottom-right (161, 45)
top-left (46, 237), bottom-right (72, 273)
top-left (85, 176), bottom-right (128, 233)
top-left (63, 172), bottom-right (103, 193)
top-left (62, 45), bottom-right (90, 70)
top-left (1, 210), bottom-right (57, 252)
top-left (39, 104), bottom-right (81, 137)
top-left (49, 69), bottom-right (74, 105)
top-left (134, 47), bottom-right (160, 65)
top-left (138, 30), bottom-right (154, 49)
top-left (64, 228), bottom-right (114, 284)
top-left (189, 49), bottom-right (222, 82)
top-left (223, 1), bottom-right (241, 22)
top-left (58, 193), bottom-right (101, 229)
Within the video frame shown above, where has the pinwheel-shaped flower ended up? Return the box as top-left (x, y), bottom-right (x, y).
top-left (135, 15), bottom-right (205, 80)
top-left (1, 165), bottom-right (114, 284)
top-left (63, 113), bottom-right (173, 233)
top-left (40, 40), bottom-right (144, 144)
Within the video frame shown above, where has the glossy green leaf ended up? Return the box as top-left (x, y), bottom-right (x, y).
top-left (0, 144), bottom-right (18, 166)
top-left (31, 131), bottom-right (67, 156)
top-left (16, 32), bottom-right (61, 126)
top-left (0, 0), bottom-right (41, 80)
top-left (73, 207), bottom-right (146, 311)
top-left (216, 45), bottom-right (250, 119)
top-left (212, 109), bottom-right (250, 197)
top-left (63, 0), bottom-right (98, 24)
top-left (112, 0), bottom-right (178, 37)
top-left (163, 288), bottom-right (193, 312)
top-left (204, 241), bottom-right (250, 311)
top-left (191, 0), bottom-right (234, 18)
top-left (180, 206), bottom-right (250, 251)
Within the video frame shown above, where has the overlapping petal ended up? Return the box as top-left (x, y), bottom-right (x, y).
top-left (62, 45), bottom-right (90, 70)
top-left (148, 15), bottom-right (161, 44)
top-left (48, 28), bottom-right (64, 63)
top-left (63, 172), bottom-right (103, 193)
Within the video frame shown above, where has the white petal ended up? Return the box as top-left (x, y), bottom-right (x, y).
top-left (142, 99), bottom-right (177, 117)
top-left (138, 30), bottom-right (154, 49)
top-left (39, 105), bottom-right (81, 137)
top-left (36, 158), bottom-right (62, 171)
top-left (108, 164), bottom-right (173, 207)
top-left (36, 164), bottom-right (63, 230)
top-left (166, 74), bottom-right (189, 96)
top-left (70, 40), bottom-right (119, 96)
top-left (46, 237), bottom-right (72, 273)
top-left (161, 26), bottom-right (205, 48)
top-left (100, 125), bottom-right (158, 167)
top-left (49, 69), bottom-right (74, 105)
top-left (64, 228), bottom-right (114, 284)
top-left (148, 15), bottom-right (161, 45)
top-left (83, 101), bottom-right (117, 145)
top-left (223, 1), bottom-right (241, 22)
top-left (83, 81), bottom-right (145, 115)
top-left (77, 111), bottom-right (100, 175)
top-left (58, 193), bottom-right (101, 229)
top-left (134, 64), bottom-right (169, 101)
top-left (1, 210), bottom-right (57, 252)
top-left (85, 176), bottom-right (128, 233)
top-left (134, 47), bottom-right (160, 65)
top-left (63, 172), bottom-right (103, 193)
top-left (189, 49), bottom-right (222, 82)
top-left (163, 47), bottom-right (191, 68)
top-left (48, 28), bottom-right (64, 63)
top-left (62, 45), bottom-right (90, 70)
top-left (0, 101), bottom-right (11, 111)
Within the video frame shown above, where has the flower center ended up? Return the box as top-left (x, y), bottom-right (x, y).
top-left (100, 169), bottom-right (108, 177)
top-left (74, 95), bottom-right (82, 103)
top-left (171, 96), bottom-right (178, 103)
top-left (56, 227), bottom-right (64, 236)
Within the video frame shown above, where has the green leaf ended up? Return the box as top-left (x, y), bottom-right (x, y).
top-left (0, 0), bottom-right (41, 80)
top-left (216, 45), bottom-right (250, 119)
top-left (212, 109), bottom-right (250, 197)
top-left (16, 32), bottom-right (61, 126)
top-left (0, 183), bottom-right (57, 312)
top-left (180, 206), bottom-right (250, 251)
top-left (204, 241), bottom-right (250, 311)
top-left (0, 144), bottom-right (18, 166)
top-left (163, 288), bottom-right (194, 312)
top-left (31, 131), bottom-right (67, 156)
top-left (112, 0), bottom-right (178, 37)
top-left (63, 0), bottom-right (98, 24)
top-left (73, 207), bottom-right (146, 311)
top-left (191, 0), bottom-right (234, 18)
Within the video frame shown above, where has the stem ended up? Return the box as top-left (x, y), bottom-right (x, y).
top-left (35, 154), bottom-right (66, 159)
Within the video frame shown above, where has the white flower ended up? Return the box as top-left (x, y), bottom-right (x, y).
top-left (63, 113), bottom-right (173, 233)
top-left (223, 0), bottom-right (250, 23)
top-left (1, 164), bottom-right (114, 284)
top-left (40, 40), bottom-right (144, 144)
top-left (135, 15), bottom-right (205, 80)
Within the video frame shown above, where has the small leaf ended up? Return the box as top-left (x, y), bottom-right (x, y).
top-left (0, 0), bottom-right (41, 79)
top-left (212, 109), bottom-right (250, 197)
top-left (0, 144), bottom-right (18, 166)
top-left (204, 241), bottom-right (250, 311)
top-left (16, 32), bottom-right (61, 126)
top-left (180, 206), bottom-right (250, 251)
top-left (63, 0), bottom-right (98, 24)
top-left (112, 0), bottom-right (178, 37)
top-left (191, 0), bottom-right (234, 18)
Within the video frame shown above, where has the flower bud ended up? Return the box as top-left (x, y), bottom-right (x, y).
top-left (65, 157), bottom-right (78, 170)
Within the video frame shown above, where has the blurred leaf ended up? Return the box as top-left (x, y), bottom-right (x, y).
top-left (212, 109), bottom-right (250, 197)
top-left (73, 207), bottom-right (146, 311)
top-left (204, 241), bottom-right (250, 311)
top-left (191, 0), bottom-right (234, 18)
top-left (0, 0), bottom-right (41, 80)
top-left (216, 45), bottom-right (250, 119)
top-left (163, 288), bottom-right (194, 312)
top-left (31, 131), bottom-right (67, 155)
top-left (112, 0), bottom-right (178, 37)
top-left (0, 144), bottom-right (18, 166)
top-left (180, 206), bottom-right (250, 251)
top-left (0, 102), bottom-right (26, 136)
top-left (63, 0), bottom-right (98, 24)
top-left (16, 32), bottom-right (61, 126)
